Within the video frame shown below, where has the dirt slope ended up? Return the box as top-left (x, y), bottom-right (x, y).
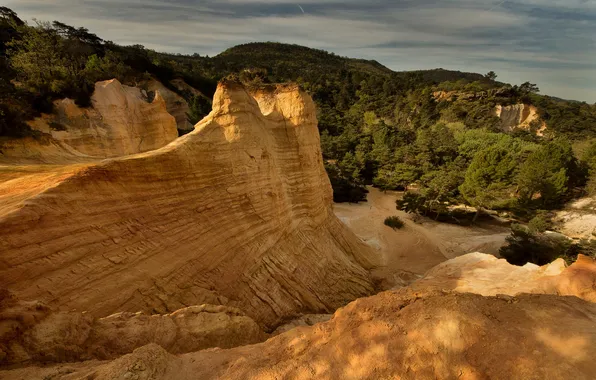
top-left (334, 188), bottom-right (509, 288)
top-left (0, 81), bottom-right (377, 330)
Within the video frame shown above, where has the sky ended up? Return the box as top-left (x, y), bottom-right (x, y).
top-left (5, 0), bottom-right (596, 102)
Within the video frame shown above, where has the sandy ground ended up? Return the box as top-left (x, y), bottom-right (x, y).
top-left (333, 187), bottom-right (510, 288)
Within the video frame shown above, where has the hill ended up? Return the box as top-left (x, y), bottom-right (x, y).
top-left (2, 7), bottom-right (596, 220)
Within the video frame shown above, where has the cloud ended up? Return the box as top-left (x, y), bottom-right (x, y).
top-left (4, 0), bottom-right (596, 101)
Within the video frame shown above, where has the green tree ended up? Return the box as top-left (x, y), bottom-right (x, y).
top-left (374, 163), bottom-right (419, 190)
top-left (500, 224), bottom-right (572, 266)
top-left (516, 139), bottom-right (579, 207)
top-left (460, 145), bottom-right (518, 220)
top-left (485, 71), bottom-right (497, 81)
top-left (8, 21), bottom-right (70, 94)
top-left (519, 81), bottom-right (540, 94)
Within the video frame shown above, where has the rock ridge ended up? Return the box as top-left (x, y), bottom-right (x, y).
top-left (0, 80), bottom-right (377, 330)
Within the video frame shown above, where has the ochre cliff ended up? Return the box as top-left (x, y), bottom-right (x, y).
top-left (495, 103), bottom-right (546, 135)
top-left (25, 79), bottom-right (178, 158)
top-left (0, 81), bottom-right (377, 330)
top-left (142, 79), bottom-right (194, 132)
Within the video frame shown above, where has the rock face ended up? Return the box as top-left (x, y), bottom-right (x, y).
top-left (143, 79), bottom-right (194, 132)
top-left (495, 103), bottom-right (546, 135)
top-left (5, 289), bottom-right (596, 380)
top-left (26, 79), bottom-right (178, 158)
top-left (411, 252), bottom-right (596, 302)
top-left (0, 290), bottom-right (265, 366)
top-left (555, 197), bottom-right (596, 239)
top-left (0, 81), bottom-right (376, 330)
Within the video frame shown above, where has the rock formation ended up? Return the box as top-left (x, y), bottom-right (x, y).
top-left (0, 290), bottom-right (265, 366)
top-left (142, 79), bottom-right (194, 132)
top-left (0, 81), bottom-right (377, 331)
top-left (495, 103), bottom-right (546, 135)
top-left (554, 197), bottom-right (596, 239)
top-left (411, 252), bottom-right (596, 302)
top-left (25, 79), bottom-right (178, 158)
top-left (4, 288), bottom-right (596, 380)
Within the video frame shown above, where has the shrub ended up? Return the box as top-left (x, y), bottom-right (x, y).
top-left (528, 212), bottom-right (551, 233)
top-left (500, 224), bottom-right (573, 266)
top-left (384, 216), bottom-right (404, 230)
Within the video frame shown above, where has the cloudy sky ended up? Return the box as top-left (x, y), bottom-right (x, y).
top-left (5, 0), bottom-right (596, 101)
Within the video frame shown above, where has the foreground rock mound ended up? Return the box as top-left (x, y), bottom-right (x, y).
top-left (4, 289), bottom-right (596, 380)
top-left (0, 290), bottom-right (265, 366)
top-left (0, 81), bottom-right (376, 330)
top-left (411, 253), bottom-right (596, 302)
top-left (24, 79), bottom-right (178, 158)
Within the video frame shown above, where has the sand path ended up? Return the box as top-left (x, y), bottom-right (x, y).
top-left (333, 187), bottom-right (510, 288)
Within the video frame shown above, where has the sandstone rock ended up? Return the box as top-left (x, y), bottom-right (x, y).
top-left (142, 79), bottom-right (194, 132)
top-left (0, 291), bottom-right (265, 366)
top-left (495, 103), bottom-right (547, 135)
top-left (410, 252), bottom-right (596, 302)
top-left (170, 78), bottom-right (206, 98)
top-left (5, 290), bottom-right (596, 379)
top-left (554, 197), bottom-right (596, 239)
top-left (25, 79), bottom-right (178, 158)
top-left (271, 313), bottom-right (332, 336)
top-left (0, 81), bottom-right (377, 330)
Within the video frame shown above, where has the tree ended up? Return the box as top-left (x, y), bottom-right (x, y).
top-left (519, 81), bottom-right (540, 94)
top-left (460, 145), bottom-right (517, 220)
top-left (500, 224), bottom-right (572, 266)
top-left (52, 21), bottom-right (103, 46)
top-left (516, 139), bottom-right (579, 207)
top-left (374, 163), bottom-right (419, 190)
top-left (485, 71), bottom-right (497, 81)
top-left (7, 21), bottom-right (70, 94)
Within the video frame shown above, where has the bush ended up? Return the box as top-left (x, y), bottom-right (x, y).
top-left (500, 224), bottom-right (573, 266)
top-left (528, 212), bottom-right (551, 233)
top-left (384, 216), bottom-right (404, 230)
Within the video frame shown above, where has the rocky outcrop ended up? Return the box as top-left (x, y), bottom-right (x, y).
top-left (554, 197), bottom-right (596, 239)
top-left (495, 103), bottom-right (546, 135)
top-left (410, 252), bottom-right (596, 302)
top-left (4, 289), bottom-right (596, 380)
top-left (143, 79), bottom-right (194, 132)
top-left (0, 290), bottom-right (265, 366)
top-left (26, 79), bottom-right (178, 158)
top-left (0, 81), bottom-right (377, 330)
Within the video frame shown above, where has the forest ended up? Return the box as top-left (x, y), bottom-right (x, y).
top-left (2, 6), bottom-right (596, 250)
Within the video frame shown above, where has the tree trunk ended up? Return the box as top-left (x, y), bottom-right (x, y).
top-left (472, 207), bottom-right (482, 223)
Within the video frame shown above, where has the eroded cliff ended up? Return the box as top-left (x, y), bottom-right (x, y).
top-left (0, 81), bottom-right (377, 331)
top-left (495, 103), bottom-right (547, 135)
top-left (24, 79), bottom-right (178, 158)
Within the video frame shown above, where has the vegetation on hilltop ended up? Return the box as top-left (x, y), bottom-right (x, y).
top-left (2, 7), bottom-right (596, 236)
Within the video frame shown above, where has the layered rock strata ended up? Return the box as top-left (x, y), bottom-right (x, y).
top-left (495, 103), bottom-right (546, 135)
top-left (0, 81), bottom-right (377, 330)
top-left (25, 79), bottom-right (178, 158)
